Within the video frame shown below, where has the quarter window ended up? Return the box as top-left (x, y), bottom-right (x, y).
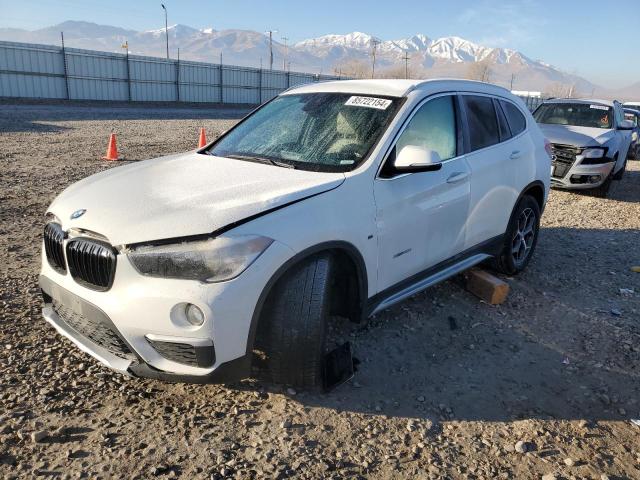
top-left (495, 100), bottom-right (512, 141)
top-left (500, 100), bottom-right (527, 136)
top-left (463, 95), bottom-right (500, 151)
top-left (395, 95), bottom-right (457, 162)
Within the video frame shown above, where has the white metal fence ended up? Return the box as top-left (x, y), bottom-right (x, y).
top-left (0, 40), bottom-right (342, 104)
top-left (0, 40), bottom-right (550, 111)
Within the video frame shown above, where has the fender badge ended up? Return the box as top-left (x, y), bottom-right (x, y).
top-left (70, 209), bottom-right (86, 220)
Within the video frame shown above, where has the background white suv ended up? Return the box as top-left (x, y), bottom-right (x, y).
top-left (534, 99), bottom-right (634, 197)
top-left (40, 79), bottom-right (550, 388)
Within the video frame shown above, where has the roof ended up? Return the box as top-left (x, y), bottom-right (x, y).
top-left (544, 98), bottom-right (616, 107)
top-left (284, 78), bottom-right (512, 98)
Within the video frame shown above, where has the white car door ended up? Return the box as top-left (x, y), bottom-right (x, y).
top-left (497, 98), bottom-right (538, 207)
top-left (374, 94), bottom-right (471, 292)
top-left (461, 94), bottom-right (521, 249)
top-left (614, 104), bottom-right (632, 170)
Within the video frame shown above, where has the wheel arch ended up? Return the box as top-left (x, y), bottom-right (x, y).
top-left (520, 180), bottom-right (546, 213)
top-left (245, 241), bottom-right (368, 357)
top-left (501, 180), bottom-right (545, 239)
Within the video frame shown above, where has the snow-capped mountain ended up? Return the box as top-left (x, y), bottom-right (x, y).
top-left (296, 32), bottom-right (379, 51)
top-left (296, 31), bottom-right (536, 68)
top-left (141, 24), bottom-right (201, 41)
top-left (390, 34), bottom-right (431, 53)
top-left (0, 21), bottom-right (636, 97)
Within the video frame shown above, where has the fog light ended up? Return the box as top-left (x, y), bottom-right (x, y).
top-left (589, 175), bottom-right (600, 183)
top-left (185, 303), bottom-right (205, 326)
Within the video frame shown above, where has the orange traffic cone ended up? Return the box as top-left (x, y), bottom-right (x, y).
top-left (103, 133), bottom-right (121, 161)
top-left (198, 128), bottom-right (207, 148)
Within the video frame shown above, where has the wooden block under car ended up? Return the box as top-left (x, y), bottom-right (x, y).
top-left (463, 268), bottom-right (510, 305)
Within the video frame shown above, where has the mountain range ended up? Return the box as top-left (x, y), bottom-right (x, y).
top-left (1, 21), bottom-right (637, 99)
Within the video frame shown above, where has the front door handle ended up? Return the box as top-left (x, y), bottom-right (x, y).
top-left (510, 150), bottom-right (523, 160)
top-left (446, 172), bottom-right (469, 184)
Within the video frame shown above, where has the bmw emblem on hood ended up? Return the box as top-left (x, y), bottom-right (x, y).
top-left (70, 209), bottom-right (86, 220)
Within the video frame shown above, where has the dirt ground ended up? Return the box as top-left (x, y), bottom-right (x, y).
top-left (1, 100), bottom-right (639, 480)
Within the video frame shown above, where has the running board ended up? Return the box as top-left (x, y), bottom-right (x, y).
top-left (370, 254), bottom-right (491, 316)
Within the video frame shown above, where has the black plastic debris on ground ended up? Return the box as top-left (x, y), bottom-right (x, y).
top-left (323, 342), bottom-right (356, 392)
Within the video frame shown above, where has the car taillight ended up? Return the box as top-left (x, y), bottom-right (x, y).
top-left (544, 139), bottom-right (553, 159)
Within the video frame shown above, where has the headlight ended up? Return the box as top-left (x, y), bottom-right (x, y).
top-left (582, 147), bottom-right (606, 159)
top-left (128, 235), bottom-right (273, 282)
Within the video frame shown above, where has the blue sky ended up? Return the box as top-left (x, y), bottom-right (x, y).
top-left (1, 0), bottom-right (638, 88)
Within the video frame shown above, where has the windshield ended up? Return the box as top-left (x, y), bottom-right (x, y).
top-left (534, 103), bottom-right (613, 129)
top-left (206, 93), bottom-right (399, 172)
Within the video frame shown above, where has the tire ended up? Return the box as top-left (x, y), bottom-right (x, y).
top-left (591, 173), bottom-right (612, 198)
top-left (254, 254), bottom-right (333, 389)
top-left (491, 195), bottom-right (541, 276)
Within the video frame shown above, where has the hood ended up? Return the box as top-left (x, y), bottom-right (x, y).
top-left (538, 124), bottom-right (615, 148)
top-left (49, 151), bottom-right (345, 245)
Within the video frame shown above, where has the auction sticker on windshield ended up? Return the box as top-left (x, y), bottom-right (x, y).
top-left (345, 96), bottom-right (392, 110)
top-left (590, 105), bottom-right (609, 111)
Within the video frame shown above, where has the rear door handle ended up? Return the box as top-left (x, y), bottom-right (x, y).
top-left (446, 172), bottom-right (469, 184)
top-left (510, 150), bottom-right (522, 160)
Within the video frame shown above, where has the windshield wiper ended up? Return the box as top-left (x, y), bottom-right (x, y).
top-left (225, 154), bottom-right (296, 169)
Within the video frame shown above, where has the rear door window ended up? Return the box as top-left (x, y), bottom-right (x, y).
top-left (500, 100), bottom-right (527, 136)
top-left (463, 95), bottom-right (500, 151)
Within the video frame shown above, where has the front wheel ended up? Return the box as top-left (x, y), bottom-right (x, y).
top-left (591, 173), bottom-right (612, 197)
top-left (491, 195), bottom-right (541, 275)
top-left (613, 157), bottom-right (626, 181)
top-left (254, 254), bottom-right (333, 389)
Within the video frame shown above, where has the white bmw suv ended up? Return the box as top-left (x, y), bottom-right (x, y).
top-left (40, 79), bottom-right (550, 388)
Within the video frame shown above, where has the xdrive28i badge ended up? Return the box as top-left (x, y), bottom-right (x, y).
top-left (70, 209), bottom-right (86, 220)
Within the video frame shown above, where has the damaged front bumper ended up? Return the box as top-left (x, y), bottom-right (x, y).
top-left (39, 275), bottom-right (250, 384)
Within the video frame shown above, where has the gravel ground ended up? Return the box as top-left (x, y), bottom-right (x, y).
top-left (1, 101), bottom-right (639, 479)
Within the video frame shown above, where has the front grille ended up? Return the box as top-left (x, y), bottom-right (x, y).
top-left (44, 223), bottom-right (66, 273)
top-left (66, 239), bottom-right (117, 291)
top-left (52, 300), bottom-right (134, 360)
top-left (551, 144), bottom-right (581, 179)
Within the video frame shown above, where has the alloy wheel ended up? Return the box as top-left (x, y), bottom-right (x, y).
top-left (511, 207), bottom-right (536, 265)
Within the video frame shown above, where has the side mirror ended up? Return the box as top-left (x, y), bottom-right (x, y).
top-left (618, 120), bottom-right (634, 130)
top-left (393, 145), bottom-right (443, 172)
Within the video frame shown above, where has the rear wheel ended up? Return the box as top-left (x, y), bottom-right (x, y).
top-left (254, 254), bottom-right (333, 389)
top-left (491, 195), bottom-right (540, 275)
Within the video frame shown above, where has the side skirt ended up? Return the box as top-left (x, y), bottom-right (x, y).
top-left (366, 235), bottom-right (503, 317)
